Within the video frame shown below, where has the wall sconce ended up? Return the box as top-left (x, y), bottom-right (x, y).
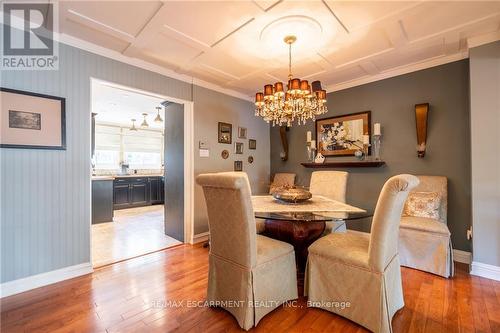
top-left (415, 103), bottom-right (429, 158)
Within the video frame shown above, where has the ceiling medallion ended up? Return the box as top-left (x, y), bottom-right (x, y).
top-left (254, 35), bottom-right (328, 127)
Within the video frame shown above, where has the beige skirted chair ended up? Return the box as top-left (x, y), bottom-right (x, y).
top-left (399, 176), bottom-right (454, 278)
top-left (269, 172), bottom-right (296, 194)
top-left (305, 174), bottom-right (419, 333)
top-left (196, 172), bottom-right (298, 330)
top-left (309, 171), bottom-right (349, 233)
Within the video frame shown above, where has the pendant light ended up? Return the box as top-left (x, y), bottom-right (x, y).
top-left (154, 106), bottom-right (163, 123)
top-left (141, 113), bottom-right (149, 128)
top-left (130, 118), bottom-right (138, 131)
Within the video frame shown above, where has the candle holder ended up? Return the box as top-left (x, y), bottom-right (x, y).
top-left (372, 135), bottom-right (382, 160)
top-left (306, 143), bottom-right (316, 162)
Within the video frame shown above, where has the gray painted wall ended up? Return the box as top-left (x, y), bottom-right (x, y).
top-left (0, 42), bottom-right (270, 283)
top-left (192, 85), bottom-right (271, 235)
top-left (469, 41), bottom-right (500, 267)
top-left (270, 60), bottom-right (471, 252)
top-left (164, 103), bottom-right (184, 241)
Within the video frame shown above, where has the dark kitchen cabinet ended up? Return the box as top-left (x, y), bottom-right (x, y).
top-left (130, 178), bottom-right (149, 205)
top-left (113, 179), bottom-right (132, 209)
top-left (92, 179), bottom-right (114, 224)
top-left (113, 176), bottom-right (164, 210)
top-left (149, 176), bottom-right (165, 204)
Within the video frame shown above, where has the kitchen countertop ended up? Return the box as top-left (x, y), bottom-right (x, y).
top-left (92, 174), bottom-right (163, 180)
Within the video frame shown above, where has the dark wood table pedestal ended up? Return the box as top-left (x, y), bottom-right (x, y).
top-left (261, 219), bottom-right (326, 273)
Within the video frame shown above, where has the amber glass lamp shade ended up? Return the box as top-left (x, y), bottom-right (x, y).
top-left (305, 84), bottom-right (312, 97)
top-left (274, 82), bottom-right (284, 97)
top-left (264, 84), bottom-right (274, 99)
top-left (315, 89), bottom-right (327, 102)
top-left (289, 78), bottom-right (301, 93)
top-left (255, 92), bottom-right (264, 106)
top-left (311, 80), bottom-right (322, 93)
top-left (300, 80), bottom-right (309, 94)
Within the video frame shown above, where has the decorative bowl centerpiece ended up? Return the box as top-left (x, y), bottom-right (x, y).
top-left (272, 186), bottom-right (312, 204)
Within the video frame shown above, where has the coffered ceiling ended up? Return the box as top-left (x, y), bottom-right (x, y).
top-left (58, 1), bottom-right (500, 100)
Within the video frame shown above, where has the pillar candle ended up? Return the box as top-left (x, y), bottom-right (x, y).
top-left (374, 123), bottom-right (381, 135)
top-left (306, 131), bottom-right (312, 142)
top-left (310, 140), bottom-right (316, 149)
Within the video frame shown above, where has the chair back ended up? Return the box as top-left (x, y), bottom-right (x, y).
top-left (196, 172), bottom-right (256, 268)
top-left (411, 176), bottom-right (448, 224)
top-left (309, 171), bottom-right (349, 203)
top-left (368, 174), bottom-right (419, 271)
top-left (269, 173), bottom-right (296, 194)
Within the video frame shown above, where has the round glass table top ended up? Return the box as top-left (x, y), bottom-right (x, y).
top-left (254, 210), bottom-right (373, 222)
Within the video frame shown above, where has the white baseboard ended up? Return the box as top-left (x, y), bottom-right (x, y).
top-left (471, 261), bottom-right (500, 281)
top-left (0, 263), bottom-right (93, 298)
top-left (453, 249), bottom-right (472, 264)
top-left (192, 232), bottom-right (209, 244)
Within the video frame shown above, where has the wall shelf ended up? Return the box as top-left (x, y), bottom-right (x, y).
top-left (301, 161), bottom-right (386, 168)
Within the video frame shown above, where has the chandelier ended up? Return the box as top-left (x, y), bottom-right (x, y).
top-left (255, 35), bottom-right (328, 127)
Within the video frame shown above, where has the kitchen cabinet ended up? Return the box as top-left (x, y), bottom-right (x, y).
top-left (113, 176), bottom-right (164, 210)
top-left (149, 176), bottom-right (165, 204)
top-left (92, 178), bottom-right (114, 224)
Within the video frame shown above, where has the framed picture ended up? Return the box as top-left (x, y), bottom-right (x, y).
top-left (238, 126), bottom-right (247, 139)
top-left (234, 160), bottom-right (243, 171)
top-left (316, 111), bottom-right (371, 157)
top-left (218, 122), bottom-right (232, 144)
top-left (234, 142), bottom-right (243, 154)
top-left (1, 87), bottom-right (66, 150)
top-left (249, 139), bottom-right (256, 150)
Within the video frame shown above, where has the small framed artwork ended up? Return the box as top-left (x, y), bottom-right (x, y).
top-left (238, 126), bottom-right (247, 139)
top-left (218, 122), bottom-right (232, 144)
top-left (234, 160), bottom-right (243, 171)
top-left (234, 142), bottom-right (243, 154)
top-left (221, 149), bottom-right (229, 159)
top-left (248, 156), bottom-right (254, 164)
top-left (248, 139), bottom-right (256, 150)
top-left (1, 87), bottom-right (66, 150)
top-left (316, 111), bottom-right (371, 157)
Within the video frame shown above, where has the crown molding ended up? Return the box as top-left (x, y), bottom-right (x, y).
top-left (325, 52), bottom-right (468, 93)
top-left (58, 33), bottom-right (254, 102)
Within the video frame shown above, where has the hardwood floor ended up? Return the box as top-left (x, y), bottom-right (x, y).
top-left (1, 244), bottom-right (499, 333)
top-left (92, 205), bottom-right (181, 267)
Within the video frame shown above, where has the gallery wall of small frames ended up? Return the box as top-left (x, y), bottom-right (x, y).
top-left (218, 122), bottom-right (256, 171)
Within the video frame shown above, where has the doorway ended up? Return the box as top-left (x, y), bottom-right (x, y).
top-left (90, 79), bottom-right (194, 268)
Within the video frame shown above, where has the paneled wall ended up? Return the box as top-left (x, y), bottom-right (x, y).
top-left (470, 41), bottom-right (500, 267)
top-left (270, 60), bottom-right (471, 251)
top-left (0, 42), bottom-right (270, 283)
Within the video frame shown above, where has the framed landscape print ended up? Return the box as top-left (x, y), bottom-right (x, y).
top-left (238, 126), bottom-right (247, 139)
top-left (1, 87), bottom-right (66, 150)
top-left (316, 111), bottom-right (371, 157)
top-left (248, 139), bottom-right (256, 150)
top-left (218, 122), bottom-right (232, 144)
top-left (234, 142), bottom-right (243, 154)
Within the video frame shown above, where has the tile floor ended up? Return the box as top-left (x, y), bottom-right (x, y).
top-left (91, 205), bottom-right (181, 267)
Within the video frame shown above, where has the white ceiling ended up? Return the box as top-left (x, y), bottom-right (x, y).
top-left (59, 1), bottom-right (500, 100)
top-left (92, 81), bottom-right (165, 129)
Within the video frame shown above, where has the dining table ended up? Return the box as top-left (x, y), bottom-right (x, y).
top-left (252, 195), bottom-right (373, 272)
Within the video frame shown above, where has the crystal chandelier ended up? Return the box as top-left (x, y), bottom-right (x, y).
top-left (255, 35), bottom-right (328, 127)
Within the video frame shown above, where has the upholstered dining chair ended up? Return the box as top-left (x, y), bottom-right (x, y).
top-left (196, 172), bottom-right (298, 330)
top-left (305, 174), bottom-right (419, 333)
top-left (399, 176), bottom-right (453, 278)
top-left (309, 171), bottom-right (349, 233)
top-left (269, 172), bottom-right (296, 194)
